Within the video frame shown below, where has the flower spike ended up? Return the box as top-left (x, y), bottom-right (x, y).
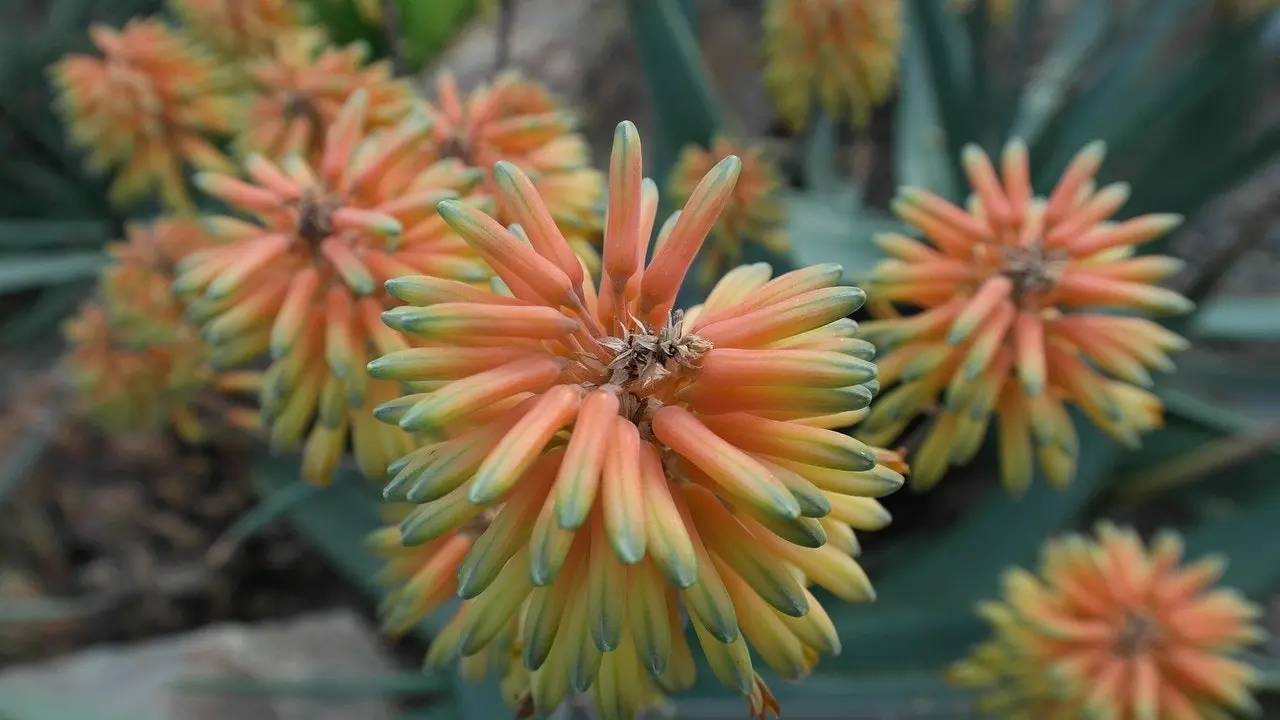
top-left (368, 121), bottom-right (905, 719)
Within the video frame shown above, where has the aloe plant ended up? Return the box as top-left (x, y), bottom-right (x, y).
top-left (625, 0), bottom-right (1280, 715)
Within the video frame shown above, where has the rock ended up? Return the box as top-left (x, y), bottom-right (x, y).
top-left (0, 609), bottom-right (400, 720)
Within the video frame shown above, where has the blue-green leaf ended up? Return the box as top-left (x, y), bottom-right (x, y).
top-left (675, 670), bottom-right (978, 718)
top-left (0, 220), bottom-right (112, 249)
top-left (398, 0), bottom-right (477, 71)
top-left (1188, 297), bottom-right (1280, 343)
top-left (875, 420), bottom-right (1119, 603)
top-left (783, 189), bottom-right (903, 284)
top-left (1009, 0), bottom-right (1110, 150)
top-left (907, 0), bottom-right (975, 172)
top-left (627, 0), bottom-right (724, 186)
top-left (0, 252), bottom-right (104, 294)
top-left (802, 112), bottom-right (842, 195)
top-left (1184, 478), bottom-right (1280, 599)
top-left (895, 13), bottom-right (959, 201)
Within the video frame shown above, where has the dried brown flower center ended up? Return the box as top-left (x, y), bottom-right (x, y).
top-left (296, 190), bottom-right (335, 248)
top-left (437, 133), bottom-right (470, 164)
top-left (998, 243), bottom-right (1065, 302)
top-left (1114, 611), bottom-right (1159, 657)
top-left (281, 91), bottom-right (319, 125)
top-left (582, 310), bottom-right (712, 430)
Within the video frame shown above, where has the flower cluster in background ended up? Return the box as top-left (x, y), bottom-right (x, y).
top-left (173, 90), bottom-right (489, 485)
top-left (669, 136), bottom-right (789, 285)
top-left (762, 0), bottom-right (903, 130)
top-left (64, 220), bottom-right (260, 442)
top-left (421, 71), bottom-right (606, 272)
top-left (950, 523), bottom-right (1263, 718)
top-left (50, 19), bottom-right (239, 213)
top-left (859, 140), bottom-right (1190, 493)
top-left (168, 0), bottom-right (307, 61)
top-left (236, 27), bottom-right (413, 163)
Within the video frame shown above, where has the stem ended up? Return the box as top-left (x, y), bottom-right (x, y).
top-left (495, 0), bottom-right (516, 73)
top-left (381, 0), bottom-right (406, 75)
top-left (1113, 419), bottom-right (1280, 504)
top-left (1181, 192), bottom-right (1280, 305)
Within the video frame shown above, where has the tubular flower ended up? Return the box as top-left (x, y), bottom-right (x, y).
top-left (369, 120), bottom-right (903, 720)
top-left (423, 71), bottom-right (605, 271)
top-left (76, 218), bottom-right (261, 441)
top-left (236, 28), bottom-right (414, 164)
top-left (63, 303), bottom-right (261, 443)
top-left (858, 140), bottom-right (1192, 493)
top-left (172, 89), bottom-right (490, 486)
top-left (168, 0), bottom-right (307, 60)
top-left (669, 136), bottom-right (789, 286)
top-left (50, 19), bottom-right (238, 213)
top-left (762, 0), bottom-right (903, 130)
top-left (949, 523), bottom-right (1265, 719)
top-left (101, 218), bottom-right (220, 339)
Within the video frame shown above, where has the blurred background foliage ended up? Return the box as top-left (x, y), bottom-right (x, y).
top-left (1, 0), bottom-right (1279, 718)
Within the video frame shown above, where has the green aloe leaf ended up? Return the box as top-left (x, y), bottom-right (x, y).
top-left (1188, 297), bottom-right (1280, 342)
top-left (1046, 0), bottom-right (1201, 173)
top-left (0, 283), bottom-right (85, 345)
top-left (1184, 477), bottom-right (1280, 599)
top-left (304, 0), bottom-right (383, 50)
top-left (627, 0), bottom-right (724, 189)
top-left (0, 252), bottom-right (104, 294)
top-left (783, 189), bottom-right (904, 284)
top-left (1110, 23), bottom-right (1267, 227)
top-left (802, 112), bottom-right (842, 195)
top-left (675, 671), bottom-right (977, 718)
top-left (907, 0), bottom-right (974, 174)
top-left (0, 220), bottom-right (111, 249)
top-left (1112, 352), bottom-right (1280, 506)
top-left (398, 0), bottom-right (477, 71)
top-left (1011, 0), bottom-right (1111, 152)
top-left (1159, 350), bottom-right (1280, 430)
top-left (876, 420), bottom-right (1119, 603)
top-left (895, 12), bottom-right (959, 201)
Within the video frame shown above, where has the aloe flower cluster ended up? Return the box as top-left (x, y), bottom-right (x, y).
top-left (762, 0), bottom-right (903, 130)
top-left (173, 90), bottom-right (488, 484)
top-left (423, 71), bottom-right (605, 271)
top-left (236, 28), bottom-right (414, 163)
top-left (951, 524), bottom-right (1263, 718)
top-left (860, 140), bottom-right (1191, 492)
top-left (367, 120), bottom-right (904, 719)
top-left (168, 0), bottom-right (306, 60)
top-left (51, 19), bottom-right (239, 213)
top-left (65, 220), bottom-right (260, 441)
top-left (669, 136), bottom-right (789, 285)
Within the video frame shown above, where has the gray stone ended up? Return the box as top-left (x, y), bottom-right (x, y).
top-left (0, 609), bottom-right (400, 720)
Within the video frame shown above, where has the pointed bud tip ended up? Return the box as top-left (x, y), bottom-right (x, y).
top-left (1080, 140), bottom-right (1107, 165)
top-left (961, 143), bottom-right (988, 164)
top-left (492, 159), bottom-right (520, 181)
